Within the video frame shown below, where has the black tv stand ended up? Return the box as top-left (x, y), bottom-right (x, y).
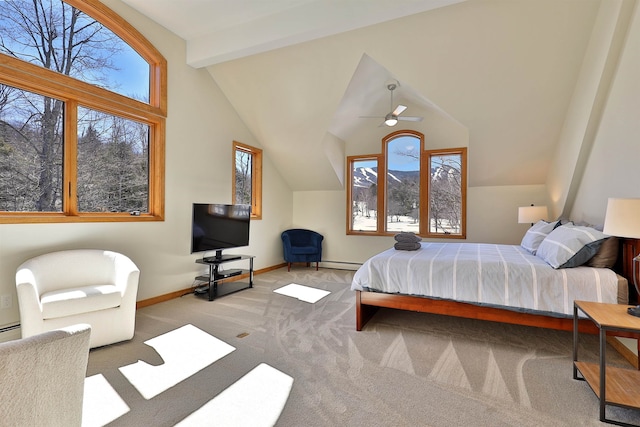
top-left (195, 255), bottom-right (254, 301)
top-left (203, 249), bottom-right (243, 263)
top-left (204, 254), bottom-right (241, 263)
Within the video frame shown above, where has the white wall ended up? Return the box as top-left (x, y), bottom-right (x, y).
top-left (570, 1), bottom-right (640, 223)
top-left (547, 0), bottom-right (635, 220)
top-left (0, 0), bottom-right (293, 329)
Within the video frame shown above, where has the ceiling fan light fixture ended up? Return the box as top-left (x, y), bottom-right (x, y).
top-left (384, 114), bottom-right (398, 126)
top-left (359, 80), bottom-right (423, 127)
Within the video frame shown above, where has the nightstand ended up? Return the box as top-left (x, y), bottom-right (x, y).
top-left (573, 300), bottom-right (640, 426)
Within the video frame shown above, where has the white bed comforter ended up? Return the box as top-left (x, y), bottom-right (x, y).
top-left (351, 242), bottom-right (622, 317)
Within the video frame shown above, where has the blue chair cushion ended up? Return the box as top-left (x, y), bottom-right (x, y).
top-left (290, 246), bottom-right (317, 255)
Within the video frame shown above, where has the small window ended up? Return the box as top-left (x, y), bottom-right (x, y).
top-left (233, 141), bottom-right (262, 219)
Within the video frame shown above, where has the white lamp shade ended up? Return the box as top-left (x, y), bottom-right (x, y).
top-left (602, 198), bottom-right (640, 238)
top-left (518, 205), bottom-right (548, 224)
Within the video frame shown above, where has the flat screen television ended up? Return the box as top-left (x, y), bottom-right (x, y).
top-left (191, 203), bottom-right (251, 261)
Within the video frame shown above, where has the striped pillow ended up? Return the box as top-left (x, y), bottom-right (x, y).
top-left (536, 224), bottom-right (608, 269)
top-left (520, 220), bottom-right (560, 255)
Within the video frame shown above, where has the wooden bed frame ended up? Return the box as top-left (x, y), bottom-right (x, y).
top-left (355, 238), bottom-right (640, 337)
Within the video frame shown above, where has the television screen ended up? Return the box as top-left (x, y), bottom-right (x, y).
top-left (191, 204), bottom-right (250, 258)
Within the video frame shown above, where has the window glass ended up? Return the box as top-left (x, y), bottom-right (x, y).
top-left (0, 0), bottom-right (166, 223)
top-left (233, 142), bottom-right (262, 219)
top-left (234, 149), bottom-right (252, 206)
top-left (426, 150), bottom-right (465, 236)
top-left (77, 107), bottom-right (149, 213)
top-left (0, 84), bottom-right (64, 212)
top-left (385, 135), bottom-right (420, 233)
top-left (0, 0), bottom-right (150, 102)
top-left (350, 157), bottom-right (378, 232)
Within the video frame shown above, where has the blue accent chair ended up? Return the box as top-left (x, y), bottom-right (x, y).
top-left (281, 229), bottom-right (324, 271)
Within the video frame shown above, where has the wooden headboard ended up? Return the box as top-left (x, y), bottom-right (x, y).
top-left (616, 238), bottom-right (640, 305)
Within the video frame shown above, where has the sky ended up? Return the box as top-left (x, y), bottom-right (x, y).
top-left (0, 1), bottom-right (149, 103)
top-left (352, 135), bottom-right (420, 172)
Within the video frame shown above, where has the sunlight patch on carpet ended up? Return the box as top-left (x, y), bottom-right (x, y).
top-left (119, 324), bottom-right (235, 399)
top-left (274, 283), bottom-right (330, 303)
top-left (82, 374), bottom-right (129, 427)
top-left (380, 333), bottom-right (415, 376)
top-left (481, 348), bottom-right (513, 402)
top-left (429, 341), bottom-right (471, 390)
top-left (175, 363), bottom-right (293, 427)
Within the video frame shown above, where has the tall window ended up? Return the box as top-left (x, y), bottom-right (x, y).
top-left (348, 156), bottom-right (380, 232)
top-left (347, 130), bottom-right (466, 238)
top-left (233, 141), bottom-right (262, 219)
top-left (0, 0), bottom-right (167, 223)
top-left (385, 133), bottom-right (422, 233)
top-left (423, 148), bottom-right (466, 236)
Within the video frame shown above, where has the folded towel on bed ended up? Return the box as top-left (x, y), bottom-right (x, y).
top-left (394, 232), bottom-right (422, 243)
top-left (394, 242), bottom-right (421, 251)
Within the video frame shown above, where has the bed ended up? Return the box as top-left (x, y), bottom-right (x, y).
top-left (351, 223), bottom-right (640, 335)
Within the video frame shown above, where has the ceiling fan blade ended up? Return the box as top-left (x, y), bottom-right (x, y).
top-left (398, 116), bottom-right (423, 122)
top-left (392, 105), bottom-right (407, 116)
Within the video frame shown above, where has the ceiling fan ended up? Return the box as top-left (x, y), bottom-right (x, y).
top-left (360, 82), bottom-right (423, 127)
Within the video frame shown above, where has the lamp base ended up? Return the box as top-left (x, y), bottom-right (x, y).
top-left (627, 305), bottom-right (640, 317)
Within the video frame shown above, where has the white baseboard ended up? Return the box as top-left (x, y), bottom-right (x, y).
top-left (0, 324), bottom-right (21, 343)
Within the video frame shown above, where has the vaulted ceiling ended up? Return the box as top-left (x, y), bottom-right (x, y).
top-left (121, 0), bottom-right (601, 191)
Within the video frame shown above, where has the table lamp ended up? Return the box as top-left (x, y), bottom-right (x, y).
top-left (602, 197), bottom-right (640, 317)
top-left (518, 204), bottom-right (549, 226)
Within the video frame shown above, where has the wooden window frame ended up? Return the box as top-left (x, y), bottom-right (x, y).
top-left (382, 130), bottom-right (424, 235)
top-left (422, 147), bottom-right (467, 239)
top-left (0, 0), bottom-right (167, 223)
top-left (346, 154), bottom-right (382, 235)
top-left (346, 130), bottom-right (466, 239)
top-left (232, 141), bottom-right (262, 220)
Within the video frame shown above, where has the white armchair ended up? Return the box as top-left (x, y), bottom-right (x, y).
top-left (0, 324), bottom-right (91, 426)
top-left (16, 249), bottom-right (140, 348)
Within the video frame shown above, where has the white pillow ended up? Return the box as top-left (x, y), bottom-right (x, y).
top-left (536, 224), bottom-right (608, 269)
top-left (520, 220), bottom-right (559, 255)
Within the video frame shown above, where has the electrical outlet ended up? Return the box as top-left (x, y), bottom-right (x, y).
top-left (1, 295), bottom-right (12, 309)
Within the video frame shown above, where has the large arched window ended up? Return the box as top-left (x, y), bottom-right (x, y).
top-left (0, 0), bottom-right (167, 223)
top-left (347, 130), bottom-right (466, 238)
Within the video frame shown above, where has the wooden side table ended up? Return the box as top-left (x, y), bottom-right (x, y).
top-left (573, 300), bottom-right (640, 426)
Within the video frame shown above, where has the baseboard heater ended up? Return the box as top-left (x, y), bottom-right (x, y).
top-left (0, 323), bottom-right (20, 334)
top-left (318, 260), bottom-right (362, 271)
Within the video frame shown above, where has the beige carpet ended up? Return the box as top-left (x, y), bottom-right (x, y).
top-left (84, 268), bottom-right (640, 426)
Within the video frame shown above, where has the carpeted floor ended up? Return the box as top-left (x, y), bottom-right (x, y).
top-left (84, 268), bottom-right (640, 426)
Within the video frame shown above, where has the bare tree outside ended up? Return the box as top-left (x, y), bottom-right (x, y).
top-left (429, 154), bottom-right (462, 234)
top-left (351, 159), bottom-right (378, 231)
top-left (0, 0), bottom-right (150, 213)
top-left (349, 135), bottom-right (463, 236)
top-left (235, 149), bottom-right (252, 205)
top-left (77, 107), bottom-right (149, 212)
